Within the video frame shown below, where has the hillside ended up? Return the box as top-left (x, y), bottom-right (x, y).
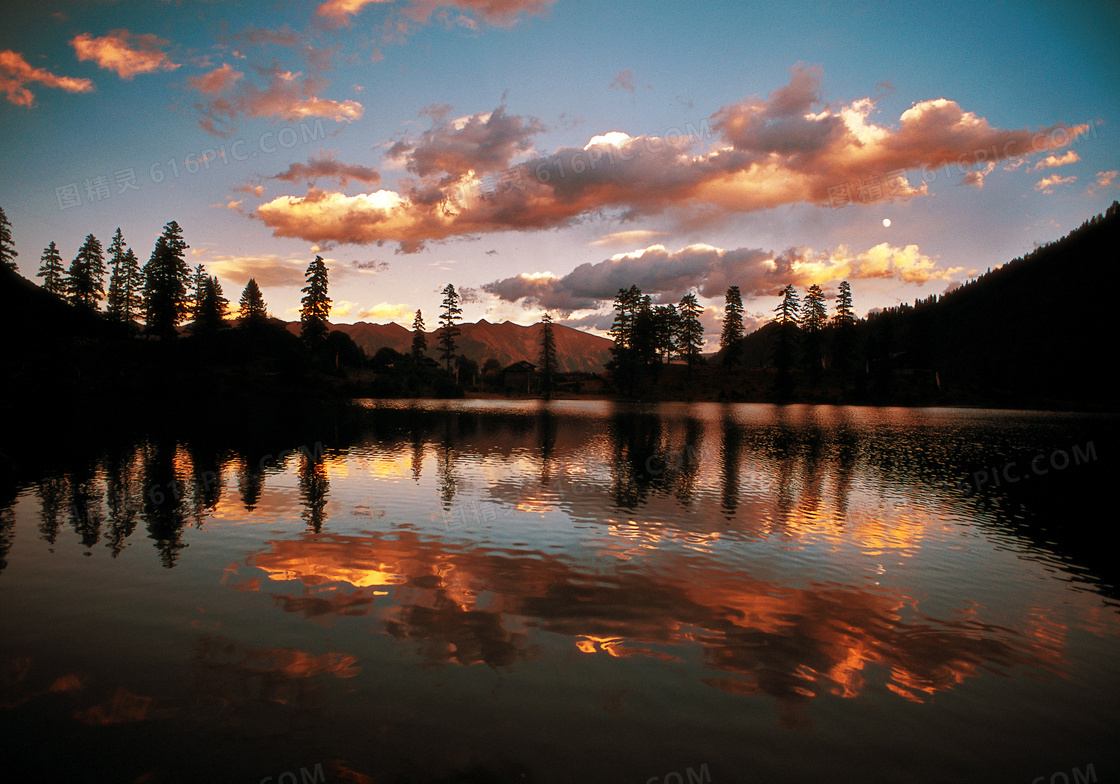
top-left (285, 318), bottom-right (614, 373)
top-left (720, 200), bottom-right (1120, 408)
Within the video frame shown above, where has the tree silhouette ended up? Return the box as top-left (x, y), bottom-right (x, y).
top-left (438, 283), bottom-right (461, 375)
top-left (411, 308), bottom-right (427, 360)
top-left (773, 284), bottom-right (800, 398)
top-left (106, 230), bottom-right (142, 323)
top-left (801, 284), bottom-right (827, 384)
top-left (66, 233), bottom-right (104, 311)
top-left (677, 292), bottom-right (704, 374)
top-left (831, 280), bottom-right (856, 376)
top-left (142, 221), bottom-right (190, 338)
top-left (720, 285), bottom-right (744, 365)
top-left (652, 303), bottom-right (679, 364)
top-left (36, 241), bottom-right (65, 295)
top-left (0, 207), bottom-right (16, 271)
top-left (539, 312), bottom-right (557, 398)
top-left (192, 276), bottom-right (228, 335)
top-left (608, 285), bottom-right (642, 393)
top-left (237, 278), bottom-right (267, 324)
top-left (189, 264), bottom-right (208, 321)
top-left (300, 255), bottom-right (331, 348)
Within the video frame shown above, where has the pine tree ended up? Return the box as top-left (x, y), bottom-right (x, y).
top-left (105, 229), bottom-right (140, 322)
top-left (300, 255), bottom-right (331, 347)
top-left (142, 221), bottom-right (191, 338)
top-left (653, 304), bottom-right (679, 364)
top-left (720, 286), bottom-right (744, 347)
top-left (411, 309), bottom-right (427, 361)
top-left (238, 279), bottom-right (267, 324)
top-left (773, 284), bottom-right (800, 397)
top-left (801, 284), bottom-right (827, 383)
top-left (190, 264), bottom-right (208, 321)
top-left (193, 276), bottom-right (229, 334)
top-left (437, 284), bottom-right (462, 374)
top-left (831, 280), bottom-right (856, 375)
top-left (539, 312), bottom-right (558, 398)
top-left (36, 241), bottom-right (65, 295)
top-left (607, 285), bottom-right (645, 393)
top-left (677, 292), bottom-right (704, 373)
top-left (66, 234), bottom-right (104, 310)
top-left (0, 207), bottom-right (16, 272)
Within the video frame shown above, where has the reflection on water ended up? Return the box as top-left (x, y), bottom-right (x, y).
top-left (1, 402), bottom-right (1117, 784)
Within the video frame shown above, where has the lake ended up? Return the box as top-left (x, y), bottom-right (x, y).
top-left (1, 401), bottom-right (1117, 784)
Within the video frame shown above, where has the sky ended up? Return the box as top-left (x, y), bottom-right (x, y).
top-left (1, 0), bottom-right (1117, 344)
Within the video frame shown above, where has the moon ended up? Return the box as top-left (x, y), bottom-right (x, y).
top-left (882, 218), bottom-right (892, 228)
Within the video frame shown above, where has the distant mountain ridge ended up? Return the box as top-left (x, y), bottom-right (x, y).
top-left (285, 318), bottom-right (614, 373)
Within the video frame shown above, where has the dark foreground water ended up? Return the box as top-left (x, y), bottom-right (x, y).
top-left (1, 401), bottom-right (1117, 784)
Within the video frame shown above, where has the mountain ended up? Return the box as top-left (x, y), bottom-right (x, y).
top-left (722, 200), bottom-right (1120, 409)
top-left (286, 318), bottom-right (614, 373)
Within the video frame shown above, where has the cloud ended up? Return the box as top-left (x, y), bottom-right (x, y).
top-left (195, 65), bottom-right (363, 134)
top-left (1088, 170), bottom-right (1117, 194)
top-left (388, 104), bottom-right (546, 178)
top-left (317, 0), bottom-right (552, 26)
top-left (71, 31), bottom-right (178, 79)
top-left (316, 0), bottom-right (394, 24)
top-left (482, 241), bottom-right (964, 314)
top-left (357, 302), bottom-right (415, 323)
top-left (0, 49), bottom-right (93, 106)
top-left (610, 69), bottom-right (635, 93)
top-left (1032, 150), bottom-right (1080, 170)
top-left (273, 152), bottom-right (381, 186)
top-left (1034, 174), bottom-right (1076, 193)
top-left (189, 63), bottom-right (243, 94)
top-left (961, 162), bottom-right (995, 188)
top-left (591, 229), bottom-right (669, 247)
top-left (256, 65), bottom-right (1088, 251)
top-left (203, 253), bottom-right (313, 289)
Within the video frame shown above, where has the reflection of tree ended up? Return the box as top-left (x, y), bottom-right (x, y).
top-left (142, 439), bottom-right (188, 568)
top-left (719, 409), bottom-right (743, 518)
top-left (0, 495), bottom-right (14, 572)
top-left (437, 418), bottom-right (457, 510)
top-left (537, 407), bottom-right (557, 487)
top-left (410, 429), bottom-right (424, 483)
top-left (608, 407), bottom-right (664, 509)
top-left (832, 423), bottom-right (859, 517)
top-left (298, 455), bottom-right (330, 533)
top-left (68, 460), bottom-right (102, 553)
top-left (674, 414), bottom-right (703, 506)
top-left (187, 439), bottom-right (224, 525)
top-left (237, 456), bottom-right (264, 511)
top-left (36, 474), bottom-right (67, 546)
top-left (104, 445), bottom-right (140, 558)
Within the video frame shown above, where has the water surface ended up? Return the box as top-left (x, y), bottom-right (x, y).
top-left (1, 401), bottom-right (1116, 783)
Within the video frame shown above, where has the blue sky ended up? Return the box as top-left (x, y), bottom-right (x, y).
top-left (2, 0), bottom-right (1117, 342)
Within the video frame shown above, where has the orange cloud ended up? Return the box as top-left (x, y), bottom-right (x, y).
top-left (317, 0), bottom-right (553, 26)
top-left (194, 65), bottom-right (363, 135)
top-left (273, 151), bottom-right (381, 186)
top-left (1035, 174), bottom-right (1076, 193)
top-left (256, 66), bottom-right (1088, 251)
top-left (188, 63), bottom-right (243, 94)
top-left (1032, 150), bottom-right (1080, 170)
top-left (316, 0), bottom-right (394, 23)
top-left (1088, 170), bottom-right (1117, 194)
top-left (0, 49), bottom-right (93, 106)
top-left (482, 241), bottom-right (963, 313)
top-left (71, 31), bottom-right (178, 79)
